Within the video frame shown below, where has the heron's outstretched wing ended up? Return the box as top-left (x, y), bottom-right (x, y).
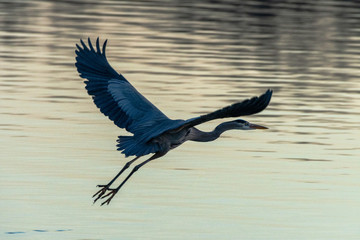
top-left (174, 89), bottom-right (273, 131)
top-left (75, 38), bottom-right (172, 138)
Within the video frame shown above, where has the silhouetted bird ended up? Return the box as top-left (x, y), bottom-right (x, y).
top-left (75, 38), bottom-right (273, 205)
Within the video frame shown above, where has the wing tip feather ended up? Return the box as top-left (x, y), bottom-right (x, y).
top-left (102, 39), bottom-right (108, 56)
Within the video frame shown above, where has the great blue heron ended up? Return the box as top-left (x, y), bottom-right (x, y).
top-left (75, 38), bottom-right (273, 205)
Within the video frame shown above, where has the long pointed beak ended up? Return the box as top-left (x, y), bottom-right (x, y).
top-left (249, 123), bottom-right (268, 129)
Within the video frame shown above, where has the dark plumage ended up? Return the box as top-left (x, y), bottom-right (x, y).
top-left (75, 37), bottom-right (273, 205)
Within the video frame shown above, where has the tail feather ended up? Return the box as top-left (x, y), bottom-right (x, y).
top-left (117, 136), bottom-right (159, 157)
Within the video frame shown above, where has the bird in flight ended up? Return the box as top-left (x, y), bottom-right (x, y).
top-left (75, 38), bottom-right (273, 205)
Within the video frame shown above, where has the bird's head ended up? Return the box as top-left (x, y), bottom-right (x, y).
top-left (232, 119), bottom-right (268, 130)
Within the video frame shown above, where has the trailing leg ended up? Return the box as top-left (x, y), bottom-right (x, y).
top-left (93, 156), bottom-right (141, 203)
top-left (100, 152), bottom-right (166, 205)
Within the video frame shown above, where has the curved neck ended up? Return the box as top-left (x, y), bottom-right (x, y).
top-left (189, 122), bottom-right (236, 142)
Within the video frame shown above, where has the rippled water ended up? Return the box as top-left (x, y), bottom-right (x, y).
top-left (1, 1), bottom-right (360, 239)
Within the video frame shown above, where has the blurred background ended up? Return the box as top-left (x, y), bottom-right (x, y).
top-left (0, 0), bottom-right (359, 239)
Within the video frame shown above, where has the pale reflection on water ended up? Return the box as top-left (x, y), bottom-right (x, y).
top-left (1, 0), bottom-right (360, 239)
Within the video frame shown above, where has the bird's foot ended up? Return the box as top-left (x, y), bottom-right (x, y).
top-left (100, 189), bottom-right (119, 206)
top-left (93, 184), bottom-right (110, 204)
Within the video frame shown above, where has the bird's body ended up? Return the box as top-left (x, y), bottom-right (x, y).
top-left (152, 127), bottom-right (189, 150)
top-left (75, 38), bottom-right (272, 205)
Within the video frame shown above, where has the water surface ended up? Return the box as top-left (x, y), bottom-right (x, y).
top-left (1, 1), bottom-right (359, 239)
